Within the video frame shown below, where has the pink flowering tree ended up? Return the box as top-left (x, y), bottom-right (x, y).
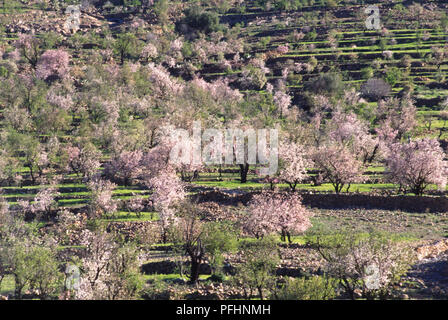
top-left (385, 138), bottom-right (448, 195)
top-left (146, 63), bottom-right (184, 102)
top-left (35, 49), bottom-right (70, 81)
top-left (312, 145), bottom-right (366, 193)
top-left (244, 191), bottom-right (312, 243)
top-left (31, 187), bottom-right (60, 217)
top-left (273, 90), bottom-right (292, 118)
top-left (104, 150), bottom-right (143, 186)
top-left (76, 229), bottom-right (143, 300)
top-left (17, 187), bottom-right (60, 219)
top-left (276, 44), bottom-right (289, 55)
top-left (15, 33), bottom-right (41, 67)
top-left (87, 177), bottom-right (117, 218)
top-left (125, 196), bottom-right (146, 219)
top-left (376, 98), bottom-right (417, 141)
top-left (65, 144), bottom-right (102, 180)
top-left (147, 169), bottom-right (186, 243)
top-left (327, 110), bottom-right (379, 164)
top-left (141, 126), bottom-right (203, 182)
top-left (278, 140), bottom-right (309, 191)
top-left (375, 119), bottom-right (399, 152)
top-left (140, 143), bottom-right (173, 180)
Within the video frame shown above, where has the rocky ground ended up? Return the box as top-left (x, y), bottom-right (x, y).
top-left (402, 252), bottom-right (448, 299)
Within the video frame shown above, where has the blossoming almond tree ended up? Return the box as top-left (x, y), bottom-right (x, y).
top-left (278, 140), bottom-right (309, 191)
top-left (104, 150), bottom-right (143, 186)
top-left (245, 191), bottom-right (312, 243)
top-left (87, 177), bottom-right (117, 219)
top-left (148, 169), bottom-right (186, 243)
top-left (327, 109), bottom-right (379, 164)
top-left (35, 49), bottom-right (70, 81)
top-left (385, 138), bottom-right (448, 195)
top-left (312, 145), bottom-right (366, 193)
top-left (65, 144), bottom-right (102, 179)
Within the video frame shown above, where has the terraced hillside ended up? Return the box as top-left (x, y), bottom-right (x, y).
top-left (0, 0), bottom-right (448, 301)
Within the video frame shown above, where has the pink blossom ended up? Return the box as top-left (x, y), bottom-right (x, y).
top-left (35, 49), bottom-right (70, 81)
top-left (312, 145), bottom-right (366, 193)
top-left (276, 45), bottom-right (289, 55)
top-left (65, 145), bottom-right (101, 178)
top-left (279, 140), bottom-right (309, 191)
top-left (104, 150), bottom-right (143, 186)
top-left (148, 170), bottom-right (186, 242)
top-left (87, 177), bottom-right (117, 218)
top-left (385, 138), bottom-right (448, 195)
top-left (273, 91), bottom-right (292, 117)
top-left (140, 43), bottom-right (158, 60)
top-left (244, 191), bottom-right (312, 242)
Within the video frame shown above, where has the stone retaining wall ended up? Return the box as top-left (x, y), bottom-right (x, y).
top-left (192, 191), bottom-right (448, 213)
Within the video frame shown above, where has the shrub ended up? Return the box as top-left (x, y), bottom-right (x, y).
top-left (233, 236), bottom-right (280, 300)
top-left (308, 230), bottom-right (415, 300)
top-left (272, 276), bottom-right (338, 300)
top-left (307, 73), bottom-right (344, 97)
top-left (178, 6), bottom-right (222, 35)
top-left (361, 67), bottom-right (374, 80)
top-left (384, 67), bottom-right (402, 86)
top-left (239, 65), bottom-right (267, 90)
top-left (202, 221), bottom-right (238, 277)
top-left (360, 78), bottom-right (391, 101)
top-left (114, 33), bottom-right (139, 64)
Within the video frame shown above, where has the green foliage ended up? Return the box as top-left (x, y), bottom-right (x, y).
top-left (239, 65), bottom-right (268, 90)
top-left (202, 221), bottom-right (238, 276)
top-left (0, 65), bottom-right (9, 78)
top-left (123, 0), bottom-right (141, 7)
top-left (272, 276), bottom-right (338, 300)
top-left (307, 73), bottom-right (344, 97)
top-left (154, 0), bottom-right (170, 26)
top-left (106, 242), bottom-right (145, 299)
top-left (26, 246), bottom-right (64, 299)
top-left (234, 236), bottom-right (280, 300)
top-left (361, 67), bottom-right (374, 80)
top-left (259, 36), bottom-right (271, 49)
top-left (384, 67), bottom-right (402, 86)
top-left (256, 0), bottom-right (338, 11)
top-left (179, 6), bottom-right (223, 35)
top-left (305, 29), bottom-right (317, 41)
top-left (114, 33), bottom-right (140, 64)
top-left (143, 278), bottom-right (172, 300)
top-left (39, 32), bottom-right (63, 50)
top-left (0, 218), bottom-right (63, 299)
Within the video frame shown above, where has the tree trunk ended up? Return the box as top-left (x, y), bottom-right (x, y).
top-left (257, 286), bottom-right (264, 300)
top-left (239, 163), bottom-right (249, 183)
top-left (28, 165), bottom-right (35, 185)
top-left (218, 165), bottom-right (222, 181)
top-left (280, 230), bottom-right (286, 242)
top-left (14, 275), bottom-right (23, 299)
top-left (189, 258), bottom-right (200, 284)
